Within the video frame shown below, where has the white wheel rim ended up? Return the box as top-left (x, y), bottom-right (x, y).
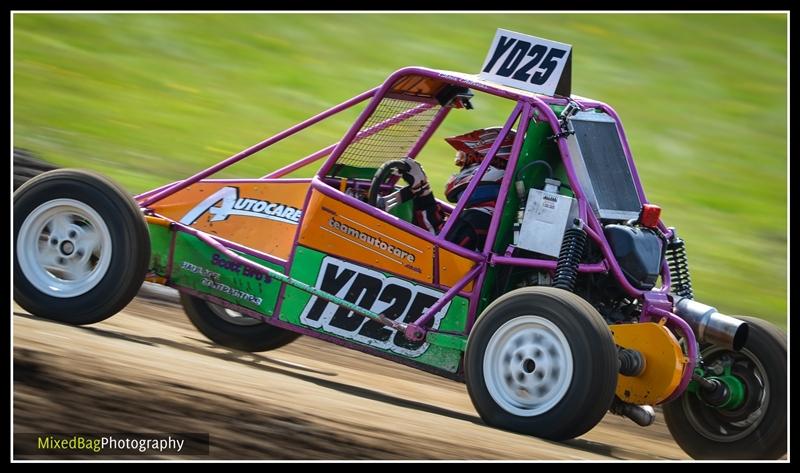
top-left (483, 315), bottom-right (574, 417)
top-left (207, 302), bottom-right (261, 326)
top-left (17, 198), bottom-right (113, 298)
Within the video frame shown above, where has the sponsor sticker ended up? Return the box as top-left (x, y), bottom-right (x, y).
top-left (180, 260), bottom-right (264, 306)
top-left (299, 256), bottom-right (449, 357)
top-left (327, 216), bottom-right (416, 264)
top-left (180, 186), bottom-right (302, 225)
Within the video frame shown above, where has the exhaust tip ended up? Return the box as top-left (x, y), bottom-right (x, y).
top-left (732, 322), bottom-right (749, 351)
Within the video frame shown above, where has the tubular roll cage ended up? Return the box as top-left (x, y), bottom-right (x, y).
top-left (137, 67), bottom-right (698, 394)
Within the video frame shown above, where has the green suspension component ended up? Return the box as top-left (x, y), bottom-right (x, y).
top-left (706, 365), bottom-right (746, 410)
top-left (689, 365), bottom-right (746, 410)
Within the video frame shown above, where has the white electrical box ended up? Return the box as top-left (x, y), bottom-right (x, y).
top-left (517, 188), bottom-right (575, 257)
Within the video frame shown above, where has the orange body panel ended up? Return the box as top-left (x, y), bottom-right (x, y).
top-left (438, 248), bottom-right (476, 291)
top-left (150, 181), bottom-right (309, 260)
top-left (298, 190), bottom-right (435, 284)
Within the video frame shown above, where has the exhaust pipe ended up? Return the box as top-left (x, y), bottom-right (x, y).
top-left (673, 297), bottom-right (748, 350)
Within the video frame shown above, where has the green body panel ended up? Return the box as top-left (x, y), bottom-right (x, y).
top-left (281, 246), bottom-right (467, 373)
top-left (388, 198), bottom-right (413, 222)
top-left (329, 164), bottom-right (377, 180)
top-left (146, 222), bottom-right (172, 277)
top-left (477, 111), bottom-right (567, 314)
top-left (168, 232), bottom-right (284, 315)
top-left (425, 332), bottom-right (468, 352)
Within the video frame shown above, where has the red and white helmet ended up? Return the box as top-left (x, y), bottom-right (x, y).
top-left (443, 127), bottom-right (515, 204)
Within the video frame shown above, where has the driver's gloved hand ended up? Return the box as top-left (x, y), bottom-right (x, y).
top-left (400, 157), bottom-right (431, 198)
top-left (381, 186), bottom-right (414, 211)
top-left (380, 158), bottom-right (431, 212)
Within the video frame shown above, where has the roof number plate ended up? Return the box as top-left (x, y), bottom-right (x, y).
top-left (479, 28), bottom-right (572, 97)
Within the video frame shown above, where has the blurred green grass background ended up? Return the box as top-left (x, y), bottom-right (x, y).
top-left (13, 13), bottom-right (787, 327)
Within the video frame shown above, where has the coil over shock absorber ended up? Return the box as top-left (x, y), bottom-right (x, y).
top-left (666, 228), bottom-right (694, 299)
top-left (553, 222), bottom-right (587, 291)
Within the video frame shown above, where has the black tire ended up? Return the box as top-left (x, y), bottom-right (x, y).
top-left (662, 316), bottom-right (786, 459)
top-left (464, 286), bottom-right (618, 441)
top-left (13, 169), bottom-right (150, 324)
top-left (180, 293), bottom-right (301, 352)
top-left (13, 148), bottom-right (58, 190)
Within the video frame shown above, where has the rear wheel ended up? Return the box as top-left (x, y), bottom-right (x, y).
top-left (663, 316), bottom-right (786, 459)
top-left (13, 169), bottom-right (150, 324)
top-left (464, 287), bottom-right (618, 441)
top-left (180, 293), bottom-right (300, 352)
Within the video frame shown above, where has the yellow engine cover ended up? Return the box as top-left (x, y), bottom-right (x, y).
top-left (610, 321), bottom-right (687, 405)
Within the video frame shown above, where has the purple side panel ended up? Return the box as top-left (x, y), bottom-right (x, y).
top-left (140, 88), bottom-right (377, 207)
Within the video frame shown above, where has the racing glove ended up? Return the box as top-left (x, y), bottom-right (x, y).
top-left (400, 157), bottom-right (431, 198)
top-left (381, 158), bottom-right (431, 211)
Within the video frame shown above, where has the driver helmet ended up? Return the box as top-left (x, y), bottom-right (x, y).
top-left (443, 127), bottom-right (516, 204)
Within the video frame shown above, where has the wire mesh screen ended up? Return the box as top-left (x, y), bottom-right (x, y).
top-left (330, 98), bottom-right (440, 175)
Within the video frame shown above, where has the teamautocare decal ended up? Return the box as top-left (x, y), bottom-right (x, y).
top-left (180, 186), bottom-right (302, 225)
top-left (180, 260), bottom-right (263, 306)
top-left (318, 206), bottom-right (423, 273)
top-left (299, 256), bottom-right (450, 357)
top-left (327, 216), bottom-right (416, 263)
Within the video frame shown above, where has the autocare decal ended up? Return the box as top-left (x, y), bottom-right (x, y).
top-left (299, 256), bottom-right (450, 357)
top-left (180, 186), bottom-right (302, 225)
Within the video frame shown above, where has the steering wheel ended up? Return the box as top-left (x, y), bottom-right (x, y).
top-left (367, 159), bottom-right (415, 209)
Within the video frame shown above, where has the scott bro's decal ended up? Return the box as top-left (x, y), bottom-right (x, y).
top-left (299, 256), bottom-right (450, 357)
top-left (210, 253), bottom-right (272, 283)
top-left (180, 186), bottom-right (302, 225)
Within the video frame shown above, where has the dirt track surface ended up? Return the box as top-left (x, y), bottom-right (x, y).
top-left (13, 296), bottom-right (690, 460)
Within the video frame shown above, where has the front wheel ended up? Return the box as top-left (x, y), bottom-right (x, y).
top-left (663, 316), bottom-right (786, 459)
top-left (464, 287), bottom-right (618, 441)
top-left (180, 294), bottom-right (301, 352)
top-left (13, 169), bottom-right (150, 324)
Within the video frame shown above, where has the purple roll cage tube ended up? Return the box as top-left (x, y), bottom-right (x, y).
top-left (136, 66), bottom-right (697, 391)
